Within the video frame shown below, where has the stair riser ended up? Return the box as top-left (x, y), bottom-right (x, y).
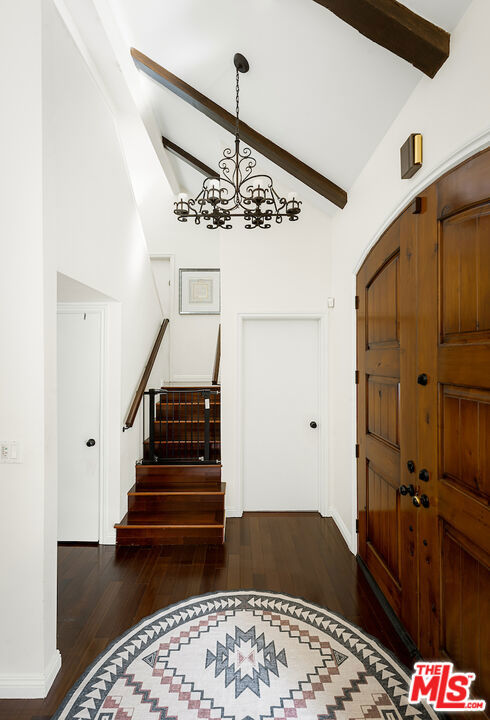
top-left (127, 510), bottom-right (222, 525)
top-left (116, 526), bottom-right (224, 546)
top-left (152, 422), bottom-right (220, 441)
top-left (136, 478), bottom-right (221, 491)
top-left (135, 465), bottom-right (221, 491)
top-left (128, 494), bottom-right (224, 516)
top-left (156, 405), bottom-right (220, 420)
top-left (143, 444), bottom-right (221, 463)
top-left (158, 392), bottom-right (220, 404)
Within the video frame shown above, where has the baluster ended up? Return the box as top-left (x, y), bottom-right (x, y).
top-left (204, 390), bottom-right (210, 463)
top-left (148, 389), bottom-right (156, 463)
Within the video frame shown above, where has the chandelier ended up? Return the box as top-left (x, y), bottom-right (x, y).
top-left (174, 53), bottom-right (301, 230)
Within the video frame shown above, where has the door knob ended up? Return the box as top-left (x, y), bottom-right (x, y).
top-left (86, 438), bottom-right (96, 447)
top-left (310, 421), bottom-right (318, 429)
top-left (417, 373), bottom-right (428, 386)
top-left (412, 495), bottom-right (421, 507)
top-left (420, 494), bottom-right (430, 508)
top-left (407, 460), bottom-right (416, 473)
top-left (400, 484), bottom-right (416, 497)
top-left (419, 468), bottom-right (430, 482)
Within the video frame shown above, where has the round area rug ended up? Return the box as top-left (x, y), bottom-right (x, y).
top-left (53, 590), bottom-right (439, 720)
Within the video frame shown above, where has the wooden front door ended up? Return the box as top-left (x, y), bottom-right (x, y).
top-left (357, 209), bottom-right (419, 643)
top-left (429, 153), bottom-right (489, 705)
top-left (357, 149), bottom-right (490, 705)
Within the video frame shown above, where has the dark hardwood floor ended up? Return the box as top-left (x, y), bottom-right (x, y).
top-left (0, 513), bottom-right (412, 720)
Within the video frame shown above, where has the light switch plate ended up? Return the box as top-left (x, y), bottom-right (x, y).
top-left (0, 441), bottom-right (21, 463)
top-left (327, 297), bottom-right (335, 308)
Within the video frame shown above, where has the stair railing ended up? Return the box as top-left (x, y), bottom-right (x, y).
top-left (212, 324), bottom-right (221, 385)
top-left (144, 388), bottom-right (220, 464)
top-left (123, 318), bottom-right (169, 431)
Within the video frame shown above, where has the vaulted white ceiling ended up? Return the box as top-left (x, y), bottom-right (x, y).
top-left (84, 0), bottom-right (474, 214)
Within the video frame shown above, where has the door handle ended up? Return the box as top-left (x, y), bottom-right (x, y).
top-left (86, 439), bottom-right (96, 447)
top-left (412, 494), bottom-right (430, 508)
top-left (309, 421), bottom-right (318, 429)
top-left (400, 484), bottom-right (416, 496)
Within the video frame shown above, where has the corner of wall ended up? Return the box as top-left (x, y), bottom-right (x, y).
top-left (0, 649), bottom-right (61, 700)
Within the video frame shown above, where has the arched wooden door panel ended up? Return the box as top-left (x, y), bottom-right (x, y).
top-left (357, 149), bottom-right (490, 708)
top-left (433, 157), bottom-right (490, 706)
top-left (357, 209), bottom-right (419, 642)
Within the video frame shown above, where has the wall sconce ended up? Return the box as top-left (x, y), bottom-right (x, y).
top-left (400, 133), bottom-right (423, 179)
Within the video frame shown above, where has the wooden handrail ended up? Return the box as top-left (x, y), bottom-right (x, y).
top-left (212, 324), bottom-right (221, 386)
top-left (123, 318), bottom-right (169, 430)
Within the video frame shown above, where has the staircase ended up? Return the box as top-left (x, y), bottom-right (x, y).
top-left (115, 386), bottom-right (224, 546)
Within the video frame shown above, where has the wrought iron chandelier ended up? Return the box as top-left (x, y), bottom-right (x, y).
top-left (174, 53), bottom-right (301, 230)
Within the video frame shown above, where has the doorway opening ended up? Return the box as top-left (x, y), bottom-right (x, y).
top-left (56, 273), bottom-right (115, 543)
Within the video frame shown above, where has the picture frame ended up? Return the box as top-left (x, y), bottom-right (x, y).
top-left (179, 268), bottom-right (220, 315)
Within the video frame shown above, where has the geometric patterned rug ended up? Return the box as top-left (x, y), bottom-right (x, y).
top-left (52, 590), bottom-right (439, 720)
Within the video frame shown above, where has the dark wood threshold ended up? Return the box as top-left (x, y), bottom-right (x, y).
top-left (357, 554), bottom-right (421, 662)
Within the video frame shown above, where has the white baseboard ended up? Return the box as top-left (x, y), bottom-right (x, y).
top-left (0, 649), bottom-right (61, 699)
top-left (100, 528), bottom-right (116, 545)
top-left (172, 375), bottom-right (211, 383)
top-left (226, 508), bottom-right (243, 518)
top-left (328, 508), bottom-right (356, 554)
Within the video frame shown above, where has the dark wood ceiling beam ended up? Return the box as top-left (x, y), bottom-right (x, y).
top-left (162, 136), bottom-right (219, 178)
top-left (131, 48), bottom-right (347, 209)
top-left (312, 0), bottom-right (449, 78)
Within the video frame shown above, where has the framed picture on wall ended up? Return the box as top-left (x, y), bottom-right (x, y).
top-left (179, 268), bottom-right (220, 315)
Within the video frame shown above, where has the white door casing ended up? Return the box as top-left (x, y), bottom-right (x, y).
top-left (241, 316), bottom-right (323, 512)
top-left (57, 308), bottom-right (102, 541)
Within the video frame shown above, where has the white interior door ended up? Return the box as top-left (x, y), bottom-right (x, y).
top-left (57, 309), bottom-right (101, 541)
top-left (242, 318), bottom-right (320, 511)
top-left (151, 258), bottom-right (171, 385)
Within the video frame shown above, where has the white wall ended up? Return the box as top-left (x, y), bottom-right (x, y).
top-left (146, 195), bottom-right (221, 383)
top-left (43, 0), bottom-right (163, 521)
top-left (220, 202), bottom-right (332, 516)
top-left (0, 0), bottom-right (60, 698)
top-left (328, 0), bottom-right (490, 552)
top-left (47, 0), bottom-right (221, 383)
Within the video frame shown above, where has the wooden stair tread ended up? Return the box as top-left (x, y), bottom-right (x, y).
top-left (137, 463), bottom-right (222, 468)
top-left (115, 511), bottom-right (224, 528)
top-left (155, 418), bottom-right (221, 424)
top-left (156, 402), bottom-right (220, 408)
top-left (116, 523), bottom-right (225, 528)
top-left (144, 440), bottom-right (221, 444)
top-left (161, 385), bottom-right (219, 390)
top-left (128, 483), bottom-right (225, 496)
